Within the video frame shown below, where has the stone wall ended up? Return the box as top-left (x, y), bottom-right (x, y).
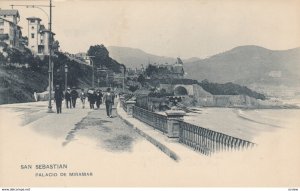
top-left (196, 95), bottom-right (259, 108)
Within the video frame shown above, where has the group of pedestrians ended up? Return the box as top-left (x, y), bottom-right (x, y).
top-left (54, 85), bottom-right (115, 118)
top-left (86, 89), bottom-right (103, 109)
top-left (64, 87), bottom-right (79, 109)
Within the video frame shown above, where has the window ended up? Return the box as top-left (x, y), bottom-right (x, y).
top-left (0, 19), bottom-right (4, 26)
top-left (31, 33), bottom-right (34, 38)
top-left (38, 46), bottom-right (43, 53)
top-left (40, 39), bottom-right (43, 44)
top-left (0, 28), bottom-right (3, 34)
top-left (30, 20), bottom-right (35, 23)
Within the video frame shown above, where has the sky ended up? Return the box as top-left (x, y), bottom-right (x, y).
top-left (1, 0), bottom-right (300, 58)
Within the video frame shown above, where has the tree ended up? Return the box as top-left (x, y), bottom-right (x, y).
top-left (137, 74), bottom-right (145, 85)
top-left (129, 85), bottom-right (139, 92)
top-left (52, 40), bottom-right (60, 53)
top-left (145, 64), bottom-right (159, 77)
top-left (87, 44), bottom-right (110, 68)
top-left (87, 44), bottom-right (122, 73)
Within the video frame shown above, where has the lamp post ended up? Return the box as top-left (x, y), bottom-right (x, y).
top-left (47, 0), bottom-right (53, 113)
top-left (92, 59), bottom-right (94, 88)
top-left (65, 64), bottom-right (68, 92)
top-left (122, 65), bottom-right (126, 93)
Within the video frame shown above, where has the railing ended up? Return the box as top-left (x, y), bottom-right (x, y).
top-left (133, 106), bottom-right (168, 134)
top-left (179, 121), bottom-right (255, 155)
top-left (120, 98), bottom-right (127, 112)
top-left (119, 98), bottom-right (255, 156)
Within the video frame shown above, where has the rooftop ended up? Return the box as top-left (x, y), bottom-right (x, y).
top-left (0, 9), bottom-right (20, 17)
top-left (26, 17), bottom-right (42, 21)
top-left (0, 17), bottom-right (22, 28)
top-left (40, 29), bottom-right (55, 35)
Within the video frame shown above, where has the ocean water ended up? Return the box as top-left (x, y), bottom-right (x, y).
top-left (184, 107), bottom-right (300, 142)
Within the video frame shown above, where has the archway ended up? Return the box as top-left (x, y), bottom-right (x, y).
top-left (174, 86), bottom-right (188, 95)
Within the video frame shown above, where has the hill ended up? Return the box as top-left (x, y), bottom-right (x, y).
top-left (107, 46), bottom-right (177, 69)
top-left (0, 66), bottom-right (48, 104)
top-left (184, 45), bottom-right (300, 87)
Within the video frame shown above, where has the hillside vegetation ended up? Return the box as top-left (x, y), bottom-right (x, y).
top-left (0, 44), bottom-right (123, 104)
top-left (0, 66), bottom-right (48, 104)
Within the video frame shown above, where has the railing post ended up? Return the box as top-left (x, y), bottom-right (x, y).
top-left (126, 100), bottom-right (136, 116)
top-left (165, 109), bottom-right (186, 138)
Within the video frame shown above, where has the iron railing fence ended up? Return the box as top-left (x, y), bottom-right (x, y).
top-left (132, 106), bottom-right (168, 134)
top-left (179, 121), bottom-right (255, 155)
top-left (120, 98), bottom-right (127, 112)
top-left (120, 101), bottom-right (255, 156)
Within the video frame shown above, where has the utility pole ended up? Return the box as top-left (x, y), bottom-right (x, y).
top-left (65, 64), bottom-right (68, 92)
top-left (122, 65), bottom-right (125, 93)
top-left (47, 0), bottom-right (54, 113)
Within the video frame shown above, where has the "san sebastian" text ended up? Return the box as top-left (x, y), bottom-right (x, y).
top-left (20, 164), bottom-right (68, 170)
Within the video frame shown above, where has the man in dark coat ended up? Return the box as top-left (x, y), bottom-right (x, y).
top-left (54, 85), bottom-right (64, 114)
top-left (70, 88), bottom-right (79, 108)
top-left (95, 90), bottom-right (103, 109)
top-left (87, 89), bottom-right (95, 109)
top-left (65, 87), bottom-right (72, 108)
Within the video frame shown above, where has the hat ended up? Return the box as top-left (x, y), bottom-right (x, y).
top-left (67, 87), bottom-right (70, 90)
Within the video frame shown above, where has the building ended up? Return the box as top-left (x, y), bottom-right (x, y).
top-left (74, 52), bottom-right (91, 65)
top-left (126, 66), bottom-right (145, 79)
top-left (0, 9), bottom-right (24, 50)
top-left (26, 17), bottom-right (55, 56)
top-left (146, 57), bottom-right (185, 79)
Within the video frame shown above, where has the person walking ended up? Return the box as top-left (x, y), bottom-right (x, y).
top-left (87, 89), bottom-right (95, 109)
top-left (103, 88), bottom-right (114, 118)
top-left (70, 87), bottom-right (79, 108)
top-left (79, 89), bottom-right (86, 109)
top-left (65, 87), bottom-right (72, 109)
top-left (95, 90), bottom-right (103, 109)
top-left (54, 85), bottom-right (64, 114)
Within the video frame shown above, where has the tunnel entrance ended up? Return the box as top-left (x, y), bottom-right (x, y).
top-left (174, 86), bottom-right (188, 96)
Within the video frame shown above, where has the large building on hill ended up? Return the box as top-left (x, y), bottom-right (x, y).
top-left (0, 9), bottom-right (26, 51)
top-left (26, 17), bottom-right (55, 56)
top-left (148, 57), bottom-right (185, 79)
top-left (74, 52), bottom-right (91, 65)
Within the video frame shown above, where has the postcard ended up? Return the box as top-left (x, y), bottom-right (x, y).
top-left (0, 0), bottom-right (300, 189)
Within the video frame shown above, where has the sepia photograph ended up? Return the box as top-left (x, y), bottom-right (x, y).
top-left (0, 0), bottom-right (300, 189)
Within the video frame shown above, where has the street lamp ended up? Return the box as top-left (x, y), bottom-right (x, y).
top-left (48, 0), bottom-right (54, 113)
top-left (65, 64), bottom-right (68, 92)
top-left (121, 65), bottom-right (126, 93)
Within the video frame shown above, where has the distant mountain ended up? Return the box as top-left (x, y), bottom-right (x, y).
top-left (184, 45), bottom-right (300, 87)
top-left (107, 46), bottom-right (177, 69)
top-left (183, 57), bottom-right (201, 63)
